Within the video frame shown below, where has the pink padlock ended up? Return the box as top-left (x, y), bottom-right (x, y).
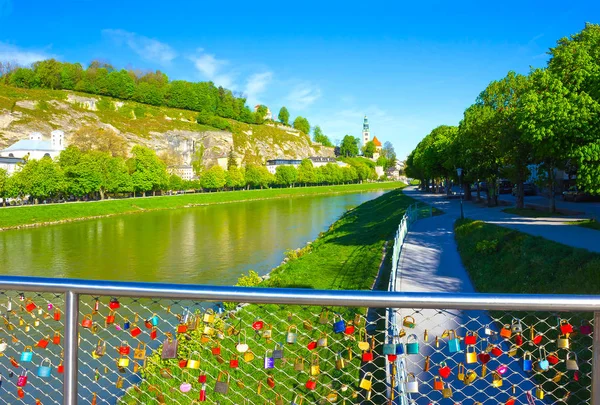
top-left (17, 370), bottom-right (28, 387)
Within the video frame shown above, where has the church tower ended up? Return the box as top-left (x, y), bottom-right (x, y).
top-left (362, 115), bottom-right (370, 147)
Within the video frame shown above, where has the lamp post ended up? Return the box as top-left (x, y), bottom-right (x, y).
top-left (457, 168), bottom-right (464, 220)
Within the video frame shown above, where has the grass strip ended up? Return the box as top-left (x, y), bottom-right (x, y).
top-left (502, 208), bottom-right (563, 218)
top-left (120, 186), bottom-right (419, 404)
top-left (568, 219), bottom-right (600, 231)
top-left (0, 181), bottom-right (405, 230)
top-left (454, 219), bottom-right (600, 404)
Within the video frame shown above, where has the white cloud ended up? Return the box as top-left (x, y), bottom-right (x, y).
top-left (285, 83), bottom-right (322, 109)
top-left (103, 29), bottom-right (177, 64)
top-left (188, 49), bottom-right (235, 89)
top-left (0, 42), bottom-right (55, 66)
top-left (244, 71), bottom-right (273, 105)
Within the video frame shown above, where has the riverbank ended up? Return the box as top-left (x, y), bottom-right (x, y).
top-left (121, 186), bottom-right (416, 405)
top-left (0, 181), bottom-right (405, 231)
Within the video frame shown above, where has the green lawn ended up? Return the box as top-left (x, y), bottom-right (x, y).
top-left (454, 219), bottom-right (599, 404)
top-left (0, 182), bottom-right (405, 230)
top-left (570, 219), bottom-right (600, 231)
top-left (120, 186), bottom-right (419, 405)
top-left (502, 207), bottom-right (563, 218)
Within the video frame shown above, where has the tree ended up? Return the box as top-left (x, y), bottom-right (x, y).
top-left (227, 148), bottom-right (237, 169)
top-left (245, 165), bottom-right (273, 189)
top-left (58, 146), bottom-right (102, 199)
top-left (312, 126), bottom-right (333, 147)
top-left (362, 141), bottom-right (376, 158)
top-left (382, 141), bottom-right (397, 169)
top-left (275, 165), bottom-right (298, 187)
top-left (94, 153), bottom-right (132, 198)
top-left (0, 168), bottom-right (7, 206)
top-left (255, 105), bottom-right (268, 124)
top-left (297, 159), bottom-right (317, 185)
top-left (129, 145), bottom-right (169, 197)
top-left (33, 59), bottom-right (62, 89)
top-left (69, 126), bottom-right (128, 158)
top-left (158, 149), bottom-right (183, 167)
top-left (278, 106), bottom-right (290, 125)
top-left (226, 166), bottom-right (246, 190)
top-left (292, 116), bottom-right (310, 134)
top-left (169, 174), bottom-right (183, 192)
top-left (200, 165), bottom-right (227, 190)
top-left (191, 144), bottom-right (206, 177)
top-left (340, 135), bottom-right (359, 157)
top-left (14, 157), bottom-right (65, 203)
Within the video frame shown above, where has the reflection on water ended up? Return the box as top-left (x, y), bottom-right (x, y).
top-left (0, 191), bottom-right (385, 285)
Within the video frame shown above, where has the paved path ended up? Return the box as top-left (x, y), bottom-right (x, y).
top-left (404, 186), bottom-right (600, 254)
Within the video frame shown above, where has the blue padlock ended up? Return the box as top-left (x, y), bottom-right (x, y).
top-left (37, 358), bottom-right (52, 378)
top-left (151, 313), bottom-right (159, 326)
top-left (406, 334), bottom-right (419, 355)
top-left (448, 330), bottom-right (462, 353)
top-left (383, 338), bottom-right (396, 355)
top-left (20, 346), bottom-right (33, 362)
top-left (333, 315), bottom-right (345, 334)
top-left (395, 341), bottom-right (405, 355)
top-left (523, 351), bottom-right (533, 371)
top-left (123, 318), bottom-right (130, 330)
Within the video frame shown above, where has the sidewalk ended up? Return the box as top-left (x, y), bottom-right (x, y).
top-left (403, 186), bottom-right (600, 254)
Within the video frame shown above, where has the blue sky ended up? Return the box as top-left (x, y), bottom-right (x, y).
top-left (0, 0), bottom-right (599, 159)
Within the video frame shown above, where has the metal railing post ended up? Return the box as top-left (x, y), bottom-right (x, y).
top-left (593, 311), bottom-right (600, 405)
top-left (64, 291), bottom-right (79, 405)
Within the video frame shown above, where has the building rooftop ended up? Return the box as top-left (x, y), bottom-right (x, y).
top-left (1, 139), bottom-right (55, 152)
top-left (372, 136), bottom-right (382, 147)
top-left (309, 156), bottom-right (337, 162)
top-left (0, 156), bottom-right (25, 164)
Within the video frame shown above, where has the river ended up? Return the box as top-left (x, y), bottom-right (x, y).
top-left (0, 191), bottom-right (385, 284)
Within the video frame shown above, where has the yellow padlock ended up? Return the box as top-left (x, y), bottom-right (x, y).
top-left (310, 353), bottom-right (320, 376)
top-left (186, 351), bottom-right (201, 369)
top-left (536, 385), bottom-right (544, 399)
top-left (557, 334), bottom-right (569, 349)
top-left (359, 372), bottom-right (372, 390)
top-left (203, 309), bottom-right (215, 323)
top-left (492, 372), bottom-right (502, 388)
top-left (34, 319), bottom-right (40, 327)
top-left (117, 355), bottom-right (129, 368)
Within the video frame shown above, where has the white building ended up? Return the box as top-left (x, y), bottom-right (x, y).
top-left (168, 165), bottom-right (195, 181)
top-left (309, 156), bottom-right (348, 168)
top-left (0, 156), bottom-right (24, 176)
top-left (0, 131), bottom-right (65, 160)
top-left (266, 159), bottom-right (302, 174)
top-left (362, 115), bottom-right (370, 148)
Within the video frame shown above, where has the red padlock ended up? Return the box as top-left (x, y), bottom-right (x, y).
top-left (362, 351), bottom-right (373, 362)
top-left (53, 309), bottom-right (61, 321)
top-left (230, 357), bottom-right (239, 369)
top-left (17, 370), bottom-right (28, 387)
top-left (305, 377), bottom-right (317, 390)
top-left (532, 334), bottom-right (543, 345)
top-left (478, 352), bottom-right (491, 364)
top-left (252, 319), bottom-right (264, 330)
top-left (144, 320), bottom-right (153, 329)
top-left (267, 376), bottom-right (275, 389)
top-left (17, 388), bottom-right (25, 399)
top-left (81, 315), bottom-right (93, 328)
top-left (307, 341), bottom-right (317, 350)
top-left (491, 345), bottom-right (503, 357)
top-left (387, 354), bottom-right (398, 361)
top-left (10, 357), bottom-right (19, 368)
top-left (580, 321), bottom-right (593, 335)
top-left (344, 325), bottom-right (356, 335)
top-left (106, 311), bottom-right (116, 325)
top-left (118, 341), bottom-right (130, 355)
top-left (505, 398), bottom-right (516, 405)
top-left (130, 325), bottom-right (142, 338)
top-left (36, 337), bottom-right (49, 349)
top-left (438, 362), bottom-right (451, 379)
top-left (199, 384), bottom-right (206, 401)
top-left (559, 319), bottom-right (574, 335)
top-left (178, 359), bottom-right (187, 368)
top-left (109, 298), bottom-right (120, 310)
top-left (198, 374), bottom-right (207, 383)
top-left (211, 345), bottom-right (221, 356)
top-left (547, 353), bottom-right (560, 365)
top-left (464, 332), bottom-right (477, 345)
top-left (515, 334), bottom-right (523, 346)
top-left (150, 327), bottom-right (157, 340)
top-left (25, 300), bottom-right (36, 313)
top-left (53, 332), bottom-right (61, 345)
top-left (57, 362), bottom-right (64, 373)
top-left (177, 324), bottom-right (188, 334)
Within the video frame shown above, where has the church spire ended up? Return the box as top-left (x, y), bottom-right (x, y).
top-left (362, 115), bottom-right (370, 147)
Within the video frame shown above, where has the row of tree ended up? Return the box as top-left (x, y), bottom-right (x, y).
top-left (0, 147), bottom-right (382, 205)
top-left (405, 24), bottom-right (600, 211)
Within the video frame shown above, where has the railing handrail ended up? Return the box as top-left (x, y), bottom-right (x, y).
top-left (1, 275), bottom-right (600, 311)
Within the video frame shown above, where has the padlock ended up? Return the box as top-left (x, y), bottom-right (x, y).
top-left (522, 351), bottom-right (533, 371)
top-left (319, 308), bottom-right (329, 324)
top-left (466, 345), bottom-right (477, 363)
top-left (511, 318), bottom-right (523, 333)
top-left (236, 330), bottom-right (249, 353)
top-left (566, 351), bottom-right (579, 370)
top-left (442, 382), bottom-right (453, 398)
top-left (262, 323), bottom-right (273, 339)
top-left (266, 375), bottom-right (275, 389)
top-left (465, 330), bottom-right (477, 345)
top-left (359, 372), bottom-right (373, 390)
top-left (500, 324), bottom-right (512, 338)
top-left (36, 336), bottom-right (49, 349)
top-left (559, 319), bottom-right (574, 334)
top-left (105, 310), bottom-right (116, 325)
top-left (211, 341), bottom-right (221, 356)
top-left (557, 334), bottom-right (569, 349)
top-left (457, 362), bottom-right (465, 381)
top-left (25, 299), bottom-right (36, 312)
top-left (264, 350), bottom-right (275, 369)
top-left (187, 351), bottom-right (201, 369)
top-left (34, 319), bottom-right (40, 327)
top-left (180, 370), bottom-right (192, 393)
top-left (309, 352), bottom-right (320, 375)
top-left (317, 332), bottom-right (328, 347)
top-left (286, 325), bottom-right (298, 344)
top-left (81, 314), bottom-right (93, 328)
top-left (383, 336), bottom-right (396, 355)
top-left (305, 377), bottom-right (317, 390)
top-left (406, 334), bottom-right (419, 354)
top-left (294, 356), bottom-right (304, 371)
top-left (464, 369), bottom-right (477, 385)
top-left (150, 327), bottom-right (157, 340)
top-left (537, 347), bottom-right (549, 371)
top-left (344, 321), bottom-right (355, 335)
top-left (490, 344), bottom-right (502, 357)
top-left (117, 355), bottom-right (129, 368)
top-left (307, 340), bottom-right (317, 351)
top-left (357, 328), bottom-right (370, 351)
top-left (214, 371), bottom-right (230, 394)
top-left (134, 342), bottom-right (146, 360)
top-left (272, 342), bottom-right (284, 359)
top-left (448, 329), bottom-right (461, 353)
top-left (230, 354), bottom-right (239, 368)
top-left (123, 318), bottom-right (130, 330)
top-left (252, 318), bottom-right (264, 330)
top-left (515, 333), bottom-right (523, 346)
top-left (10, 357), bottom-right (19, 368)
top-left (37, 358), bottom-right (52, 378)
top-left (53, 331), bottom-right (61, 345)
top-left (403, 315), bottom-right (415, 328)
top-left (17, 369), bottom-right (28, 387)
top-left (580, 320), bottom-right (593, 335)
top-left (405, 372), bottom-right (418, 393)
top-left (492, 371), bottom-right (503, 387)
top-left (303, 319), bottom-right (313, 331)
top-left (130, 323), bottom-right (141, 337)
top-left (116, 376), bottom-right (124, 389)
top-left (335, 352), bottom-right (345, 370)
top-left (20, 346), bottom-right (33, 362)
top-left (438, 361), bottom-right (451, 379)
top-left (109, 298), bottom-right (120, 309)
top-left (424, 355), bottom-right (430, 372)
top-left (25, 323), bottom-right (31, 332)
top-left (243, 350), bottom-right (255, 362)
top-left (54, 308), bottom-right (61, 321)
top-left (203, 308), bottom-right (215, 323)
top-left (535, 385), bottom-right (544, 399)
top-left (433, 376), bottom-right (444, 390)
top-left (119, 340), bottom-right (130, 355)
top-left (161, 335), bottom-right (177, 359)
top-left (395, 335), bottom-right (405, 355)
top-left (333, 314), bottom-right (345, 334)
top-left (508, 344), bottom-right (518, 357)
top-left (57, 360), bottom-right (64, 373)
top-left (93, 339), bottom-right (106, 358)
top-left (0, 339), bottom-right (7, 353)
top-left (362, 341), bottom-right (374, 362)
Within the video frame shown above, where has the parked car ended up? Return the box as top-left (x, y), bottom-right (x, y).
top-left (562, 186), bottom-right (600, 202)
top-left (512, 183), bottom-right (537, 196)
top-left (498, 180), bottom-right (512, 194)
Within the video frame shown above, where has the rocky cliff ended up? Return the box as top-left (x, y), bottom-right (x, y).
top-left (0, 85), bottom-right (334, 165)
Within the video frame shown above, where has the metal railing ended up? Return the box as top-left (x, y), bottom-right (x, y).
top-left (0, 277), bottom-right (598, 404)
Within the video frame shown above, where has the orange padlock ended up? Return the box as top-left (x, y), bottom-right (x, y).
top-left (81, 314), bottom-right (93, 329)
top-left (53, 331), bottom-right (61, 345)
top-left (25, 299), bottom-right (36, 312)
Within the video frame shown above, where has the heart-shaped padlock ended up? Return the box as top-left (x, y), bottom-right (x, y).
top-left (438, 362), bottom-right (451, 379)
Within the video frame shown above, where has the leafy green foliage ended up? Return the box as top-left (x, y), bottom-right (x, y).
top-left (277, 106), bottom-right (289, 125)
top-left (292, 116), bottom-right (310, 134)
top-left (339, 135), bottom-right (359, 157)
top-left (245, 164), bottom-right (273, 189)
top-left (200, 165), bottom-right (227, 190)
top-left (362, 141), bottom-right (376, 158)
top-left (313, 125), bottom-right (332, 147)
top-left (225, 166), bottom-right (246, 190)
top-left (129, 145), bottom-right (169, 196)
top-left (274, 165), bottom-right (298, 187)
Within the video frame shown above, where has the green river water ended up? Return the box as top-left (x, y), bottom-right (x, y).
top-left (0, 191), bottom-right (385, 285)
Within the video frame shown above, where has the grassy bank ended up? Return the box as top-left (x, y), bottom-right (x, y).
top-left (502, 207), bottom-right (563, 218)
top-left (454, 219), bottom-right (599, 404)
top-left (570, 219), bottom-right (600, 231)
top-left (121, 187), bottom-right (416, 405)
top-left (0, 181), bottom-right (405, 230)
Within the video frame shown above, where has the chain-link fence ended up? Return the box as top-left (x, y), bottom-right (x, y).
top-left (0, 286), bottom-right (597, 405)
